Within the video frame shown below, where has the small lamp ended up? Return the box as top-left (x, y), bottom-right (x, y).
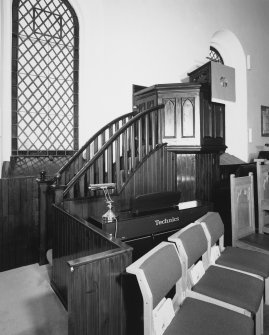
top-left (88, 183), bottom-right (118, 223)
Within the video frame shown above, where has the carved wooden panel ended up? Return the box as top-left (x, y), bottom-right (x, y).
top-left (163, 98), bottom-right (176, 138)
top-left (138, 102), bottom-right (146, 113)
top-left (147, 100), bottom-right (155, 109)
top-left (202, 98), bottom-right (213, 138)
top-left (236, 188), bottom-right (252, 234)
top-left (214, 103), bottom-right (225, 138)
top-left (181, 98), bottom-right (195, 138)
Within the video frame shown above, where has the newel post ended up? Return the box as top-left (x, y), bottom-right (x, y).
top-left (54, 173), bottom-right (65, 205)
top-left (37, 170), bottom-right (50, 265)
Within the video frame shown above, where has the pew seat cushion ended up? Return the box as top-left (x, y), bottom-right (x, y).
top-left (216, 246), bottom-right (269, 278)
top-left (164, 297), bottom-right (254, 335)
top-left (192, 265), bottom-right (264, 314)
top-left (240, 233), bottom-right (269, 251)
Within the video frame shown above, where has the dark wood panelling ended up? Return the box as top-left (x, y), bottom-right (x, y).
top-left (68, 249), bottom-right (131, 335)
top-left (195, 152), bottom-right (220, 202)
top-left (175, 152), bottom-right (220, 202)
top-left (52, 205), bottom-right (131, 300)
top-left (52, 207), bottom-right (117, 306)
top-left (0, 177), bottom-right (39, 271)
top-left (176, 153), bottom-right (196, 201)
top-left (52, 205), bottom-right (132, 335)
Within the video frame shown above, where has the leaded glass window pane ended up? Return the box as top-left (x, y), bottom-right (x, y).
top-left (209, 46), bottom-right (224, 64)
top-left (12, 0), bottom-right (79, 155)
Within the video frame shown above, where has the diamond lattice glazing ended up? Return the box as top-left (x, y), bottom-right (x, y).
top-left (13, 0), bottom-right (78, 154)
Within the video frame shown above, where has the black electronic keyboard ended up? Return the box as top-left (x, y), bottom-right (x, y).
top-left (88, 192), bottom-right (212, 241)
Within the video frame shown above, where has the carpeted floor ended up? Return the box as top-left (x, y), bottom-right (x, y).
top-left (0, 263), bottom-right (269, 335)
top-left (0, 263), bottom-right (67, 335)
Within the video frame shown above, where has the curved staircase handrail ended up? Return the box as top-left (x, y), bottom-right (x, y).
top-left (63, 104), bottom-right (164, 197)
top-left (54, 111), bottom-right (136, 184)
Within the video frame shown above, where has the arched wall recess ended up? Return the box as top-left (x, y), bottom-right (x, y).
top-left (210, 30), bottom-right (248, 162)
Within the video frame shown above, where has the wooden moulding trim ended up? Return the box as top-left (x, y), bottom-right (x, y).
top-left (67, 246), bottom-right (132, 269)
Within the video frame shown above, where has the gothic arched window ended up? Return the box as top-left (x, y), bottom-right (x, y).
top-left (12, 0), bottom-right (79, 156)
top-left (209, 46), bottom-right (224, 64)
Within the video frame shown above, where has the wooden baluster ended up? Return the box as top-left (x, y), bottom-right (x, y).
top-left (98, 132), bottom-right (106, 184)
top-left (96, 157), bottom-right (103, 194)
top-left (101, 130), bottom-right (106, 147)
top-left (158, 108), bottom-right (163, 144)
top-left (78, 176), bottom-right (85, 197)
top-left (121, 119), bottom-right (128, 183)
top-left (122, 129), bottom-right (128, 184)
top-left (93, 137), bottom-right (98, 179)
top-left (86, 143), bottom-right (91, 194)
top-left (73, 156), bottom-right (80, 198)
top-left (94, 137), bottom-right (99, 154)
top-left (106, 148), bottom-right (111, 183)
top-left (78, 153), bottom-right (85, 197)
top-left (107, 126), bottom-right (113, 183)
top-left (126, 125), bottom-right (131, 172)
top-left (60, 170), bottom-right (66, 186)
top-left (138, 118), bottom-right (143, 161)
top-left (70, 160), bottom-right (75, 184)
top-left (127, 111), bottom-right (134, 165)
top-left (145, 114), bottom-right (149, 155)
top-left (66, 165), bottom-right (71, 186)
top-left (69, 185), bottom-right (74, 199)
top-left (115, 122), bottom-right (121, 191)
top-left (89, 143), bottom-right (95, 196)
top-left (109, 124), bottom-right (114, 139)
top-left (78, 152), bottom-right (84, 170)
top-left (152, 111), bottom-right (156, 149)
top-left (130, 124), bottom-right (136, 169)
top-left (115, 137), bottom-right (121, 190)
